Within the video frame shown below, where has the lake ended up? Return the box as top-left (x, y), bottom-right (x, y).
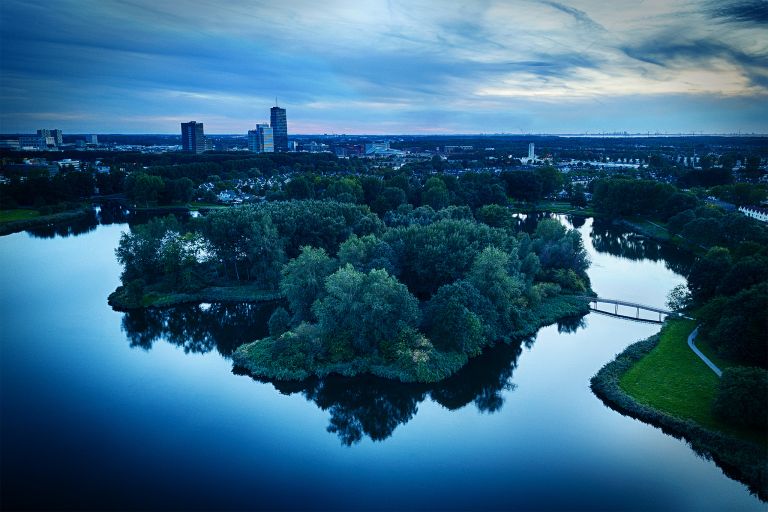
top-left (0, 214), bottom-right (763, 510)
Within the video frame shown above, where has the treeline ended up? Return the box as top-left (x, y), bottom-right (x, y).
top-left (0, 168), bottom-right (126, 210)
top-left (273, 167), bottom-right (563, 212)
top-left (114, 199), bottom-right (590, 382)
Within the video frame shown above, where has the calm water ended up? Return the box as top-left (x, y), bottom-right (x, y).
top-left (0, 216), bottom-right (763, 510)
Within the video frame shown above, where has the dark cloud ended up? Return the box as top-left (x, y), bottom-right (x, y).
top-left (620, 34), bottom-right (768, 89)
top-left (540, 1), bottom-right (606, 32)
top-left (709, 0), bottom-right (768, 25)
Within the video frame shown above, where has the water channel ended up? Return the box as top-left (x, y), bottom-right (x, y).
top-left (0, 214), bottom-right (763, 510)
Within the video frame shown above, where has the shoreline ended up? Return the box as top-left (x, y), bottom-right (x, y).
top-left (590, 333), bottom-right (768, 501)
top-left (233, 294), bottom-right (591, 384)
top-left (0, 207), bottom-right (93, 236)
top-left (108, 284), bottom-right (283, 311)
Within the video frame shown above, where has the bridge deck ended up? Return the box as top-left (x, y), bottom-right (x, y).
top-left (582, 296), bottom-right (680, 316)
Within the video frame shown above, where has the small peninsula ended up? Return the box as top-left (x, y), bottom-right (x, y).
top-left (111, 199), bottom-right (592, 383)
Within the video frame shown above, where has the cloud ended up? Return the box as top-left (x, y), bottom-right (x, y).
top-left (709, 0), bottom-right (768, 25)
top-left (0, 0), bottom-right (766, 133)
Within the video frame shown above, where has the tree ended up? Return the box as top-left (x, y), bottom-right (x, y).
top-left (422, 177), bottom-right (449, 210)
top-left (467, 247), bottom-right (527, 334)
top-left (280, 246), bottom-right (337, 323)
top-left (337, 234), bottom-right (398, 275)
top-left (268, 307), bottom-right (291, 337)
top-left (126, 172), bottom-right (165, 207)
top-left (536, 165), bottom-right (564, 196)
top-left (475, 204), bottom-right (517, 230)
top-left (687, 247), bottom-right (732, 303)
top-left (712, 367), bottom-right (768, 428)
top-left (313, 265), bottom-right (420, 356)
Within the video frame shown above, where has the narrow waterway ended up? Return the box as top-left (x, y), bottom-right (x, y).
top-left (0, 216), bottom-right (762, 510)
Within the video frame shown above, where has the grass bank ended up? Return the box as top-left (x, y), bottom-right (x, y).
top-left (0, 207), bottom-right (92, 236)
top-left (0, 209), bottom-right (40, 222)
top-left (592, 320), bottom-right (767, 500)
top-left (620, 319), bottom-right (764, 444)
top-left (108, 284), bottom-right (283, 311)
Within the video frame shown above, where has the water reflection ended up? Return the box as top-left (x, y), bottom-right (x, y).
top-left (25, 208), bottom-right (99, 239)
top-left (122, 302), bottom-right (537, 445)
top-left (23, 201), bottom-right (192, 239)
top-left (241, 340), bottom-right (528, 445)
top-left (590, 218), bottom-right (694, 275)
top-left (121, 302), bottom-right (277, 357)
top-left (118, 289), bottom-right (591, 446)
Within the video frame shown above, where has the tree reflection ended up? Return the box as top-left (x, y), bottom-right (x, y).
top-left (121, 302), bottom-right (276, 356)
top-left (123, 299), bottom-right (589, 445)
top-left (240, 336), bottom-right (537, 445)
top-left (25, 209), bottom-right (99, 239)
top-left (590, 218), bottom-right (694, 276)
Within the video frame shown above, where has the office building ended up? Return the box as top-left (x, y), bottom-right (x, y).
top-left (248, 124), bottom-right (274, 153)
top-left (87, 134), bottom-right (98, 145)
top-left (37, 129), bottom-right (63, 146)
top-left (181, 121), bottom-right (206, 154)
top-left (270, 106), bottom-right (288, 152)
top-left (19, 136), bottom-right (50, 150)
top-left (528, 143), bottom-right (535, 160)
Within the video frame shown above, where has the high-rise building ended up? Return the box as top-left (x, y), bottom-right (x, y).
top-left (528, 143), bottom-right (535, 160)
top-left (87, 134), bottom-right (98, 145)
top-left (270, 105), bottom-right (288, 152)
top-left (37, 129), bottom-right (62, 146)
top-left (248, 124), bottom-right (274, 153)
top-left (181, 121), bottom-right (206, 154)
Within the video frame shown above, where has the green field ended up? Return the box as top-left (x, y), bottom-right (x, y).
top-left (620, 319), bottom-right (765, 444)
top-left (0, 209), bottom-right (40, 223)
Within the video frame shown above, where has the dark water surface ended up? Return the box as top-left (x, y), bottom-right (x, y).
top-left (0, 217), bottom-right (762, 510)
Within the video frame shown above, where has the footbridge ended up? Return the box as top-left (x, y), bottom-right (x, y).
top-left (581, 296), bottom-right (686, 324)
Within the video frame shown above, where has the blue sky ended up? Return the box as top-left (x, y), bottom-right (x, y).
top-left (1, 0), bottom-right (767, 134)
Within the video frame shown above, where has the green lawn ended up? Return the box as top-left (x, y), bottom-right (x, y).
top-left (620, 319), bottom-right (765, 445)
top-left (0, 209), bottom-right (40, 223)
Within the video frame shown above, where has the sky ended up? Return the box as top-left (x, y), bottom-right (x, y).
top-left (1, 0), bottom-right (767, 134)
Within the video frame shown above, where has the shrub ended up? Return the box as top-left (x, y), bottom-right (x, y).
top-left (713, 367), bottom-right (768, 429)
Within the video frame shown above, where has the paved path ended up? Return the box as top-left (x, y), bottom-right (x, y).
top-left (687, 326), bottom-right (722, 377)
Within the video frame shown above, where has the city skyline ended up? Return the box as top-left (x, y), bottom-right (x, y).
top-left (1, 0), bottom-right (767, 134)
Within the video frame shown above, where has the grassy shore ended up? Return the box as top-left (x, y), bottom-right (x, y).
top-left (0, 209), bottom-right (40, 222)
top-left (592, 320), bottom-right (767, 499)
top-left (0, 207), bottom-right (92, 236)
top-left (108, 284), bottom-right (283, 310)
top-left (620, 319), bottom-right (764, 444)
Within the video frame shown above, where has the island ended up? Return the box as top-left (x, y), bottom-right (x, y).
top-left (109, 199), bottom-right (592, 383)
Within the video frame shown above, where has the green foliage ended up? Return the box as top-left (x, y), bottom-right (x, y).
top-left (201, 206), bottom-right (283, 283)
top-left (313, 265), bottom-right (420, 356)
top-left (337, 234), bottom-right (398, 274)
top-left (592, 179), bottom-right (676, 218)
top-left (535, 165), bottom-right (564, 196)
top-left (700, 283), bottom-right (768, 368)
top-left (268, 307), bottom-right (291, 337)
top-left (666, 283), bottom-right (692, 312)
top-left (384, 219), bottom-right (517, 296)
top-left (533, 219), bottom-right (589, 275)
top-left (687, 247), bottom-right (732, 303)
top-left (422, 177), bottom-right (449, 210)
top-left (424, 280), bottom-right (493, 353)
top-left (280, 246), bottom-right (337, 324)
top-left (475, 204), bottom-right (517, 229)
top-left (591, 332), bottom-right (768, 500)
top-left (115, 215), bottom-right (181, 284)
top-left (126, 172), bottom-right (165, 206)
top-left (468, 246), bottom-right (527, 333)
top-left (713, 367), bottom-right (768, 429)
